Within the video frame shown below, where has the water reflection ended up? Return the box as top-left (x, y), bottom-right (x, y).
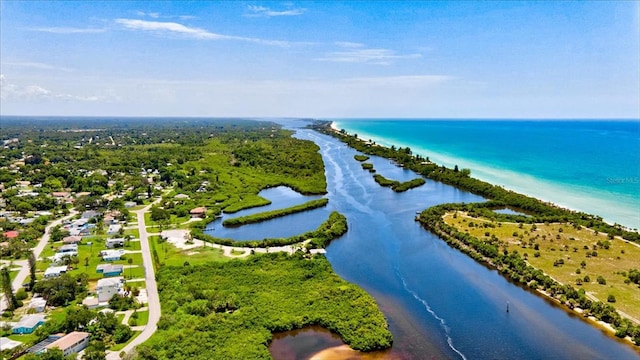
top-left (204, 186), bottom-right (329, 241)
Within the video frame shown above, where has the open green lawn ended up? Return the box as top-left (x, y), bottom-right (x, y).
top-left (144, 213), bottom-right (192, 232)
top-left (123, 228), bottom-right (140, 238)
top-left (149, 235), bottom-right (229, 269)
top-left (135, 310), bottom-right (149, 326)
top-left (445, 212), bottom-right (640, 320)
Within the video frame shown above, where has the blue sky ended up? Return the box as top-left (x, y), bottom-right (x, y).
top-left (1, 1), bottom-right (638, 118)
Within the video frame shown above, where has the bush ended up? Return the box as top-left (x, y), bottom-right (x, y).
top-left (15, 288), bottom-right (28, 301)
top-left (597, 276), bottom-right (607, 285)
top-left (607, 294), bottom-right (616, 303)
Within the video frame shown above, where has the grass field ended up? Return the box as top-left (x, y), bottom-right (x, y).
top-left (444, 212), bottom-right (640, 321)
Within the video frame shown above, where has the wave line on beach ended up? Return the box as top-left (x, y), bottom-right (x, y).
top-left (398, 273), bottom-right (467, 360)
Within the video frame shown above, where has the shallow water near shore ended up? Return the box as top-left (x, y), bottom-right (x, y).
top-left (333, 119), bottom-right (640, 230)
top-left (265, 120), bottom-right (640, 360)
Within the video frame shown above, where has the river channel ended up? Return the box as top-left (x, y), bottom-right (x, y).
top-left (215, 120), bottom-right (640, 359)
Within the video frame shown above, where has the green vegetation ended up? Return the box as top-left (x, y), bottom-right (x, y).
top-left (354, 154), bottom-right (370, 162)
top-left (373, 174), bottom-right (426, 192)
top-left (137, 253), bottom-right (392, 359)
top-left (222, 198), bottom-right (329, 227)
top-left (418, 203), bottom-right (640, 345)
top-left (361, 163), bottom-right (375, 171)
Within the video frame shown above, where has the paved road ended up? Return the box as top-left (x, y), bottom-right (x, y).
top-left (106, 201), bottom-right (161, 359)
top-left (1, 210), bottom-right (77, 312)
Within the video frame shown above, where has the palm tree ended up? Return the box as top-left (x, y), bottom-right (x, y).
top-left (127, 258), bottom-right (133, 279)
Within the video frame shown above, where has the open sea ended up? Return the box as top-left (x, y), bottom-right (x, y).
top-left (332, 119), bottom-right (640, 230)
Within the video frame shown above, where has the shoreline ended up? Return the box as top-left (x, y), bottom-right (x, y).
top-left (329, 120), bottom-right (639, 231)
top-left (318, 120), bottom-right (640, 350)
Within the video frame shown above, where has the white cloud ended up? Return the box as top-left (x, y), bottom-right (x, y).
top-left (335, 41), bottom-right (365, 48)
top-left (245, 5), bottom-right (306, 17)
top-left (135, 11), bottom-right (162, 18)
top-left (0, 74), bottom-right (103, 102)
top-left (3, 62), bottom-right (73, 72)
top-left (115, 18), bottom-right (297, 47)
top-left (341, 75), bottom-right (452, 87)
top-left (316, 48), bottom-right (422, 65)
top-left (28, 27), bottom-right (106, 34)
top-left (116, 18), bottom-right (227, 40)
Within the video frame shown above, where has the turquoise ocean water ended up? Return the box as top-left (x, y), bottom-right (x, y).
top-left (332, 119), bottom-right (640, 230)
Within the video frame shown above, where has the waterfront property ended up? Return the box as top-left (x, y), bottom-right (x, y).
top-left (190, 207), bottom-right (207, 218)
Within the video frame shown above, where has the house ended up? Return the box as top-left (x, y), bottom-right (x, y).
top-left (107, 224), bottom-right (122, 236)
top-left (100, 249), bottom-right (124, 262)
top-left (124, 201), bottom-right (137, 208)
top-left (96, 277), bottom-right (123, 302)
top-left (12, 314), bottom-right (46, 334)
top-left (190, 207), bottom-right (207, 218)
top-left (68, 227), bottom-right (90, 237)
top-left (174, 193), bottom-right (190, 200)
top-left (62, 236), bottom-right (82, 245)
top-left (28, 297), bottom-right (47, 313)
top-left (4, 230), bottom-right (19, 239)
top-left (106, 237), bottom-right (124, 248)
top-left (57, 244), bottom-right (78, 255)
top-left (45, 331), bottom-right (90, 356)
top-left (81, 210), bottom-right (99, 220)
top-left (44, 265), bottom-right (68, 278)
top-left (96, 264), bottom-right (123, 277)
top-left (0, 337), bottom-right (22, 351)
top-left (82, 297), bottom-right (99, 309)
top-left (50, 253), bottom-right (76, 265)
top-left (103, 215), bottom-right (116, 225)
top-left (51, 191), bottom-right (70, 198)
top-left (69, 218), bottom-right (88, 228)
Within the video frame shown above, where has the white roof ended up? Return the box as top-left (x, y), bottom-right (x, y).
top-left (44, 266), bottom-right (68, 276)
top-left (13, 314), bottom-right (45, 329)
top-left (1, 337), bottom-right (22, 350)
top-left (101, 249), bottom-right (124, 257)
top-left (29, 297), bottom-right (47, 307)
top-left (97, 277), bottom-right (123, 288)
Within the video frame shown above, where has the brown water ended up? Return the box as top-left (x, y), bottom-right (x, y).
top-left (269, 326), bottom-right (398, 360)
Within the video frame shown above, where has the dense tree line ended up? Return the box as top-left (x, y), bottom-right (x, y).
top-left (136, 253), bottom-right (392, 359)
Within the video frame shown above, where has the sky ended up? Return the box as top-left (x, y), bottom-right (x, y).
top-left (1, 1), bottom-right (638, 119)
